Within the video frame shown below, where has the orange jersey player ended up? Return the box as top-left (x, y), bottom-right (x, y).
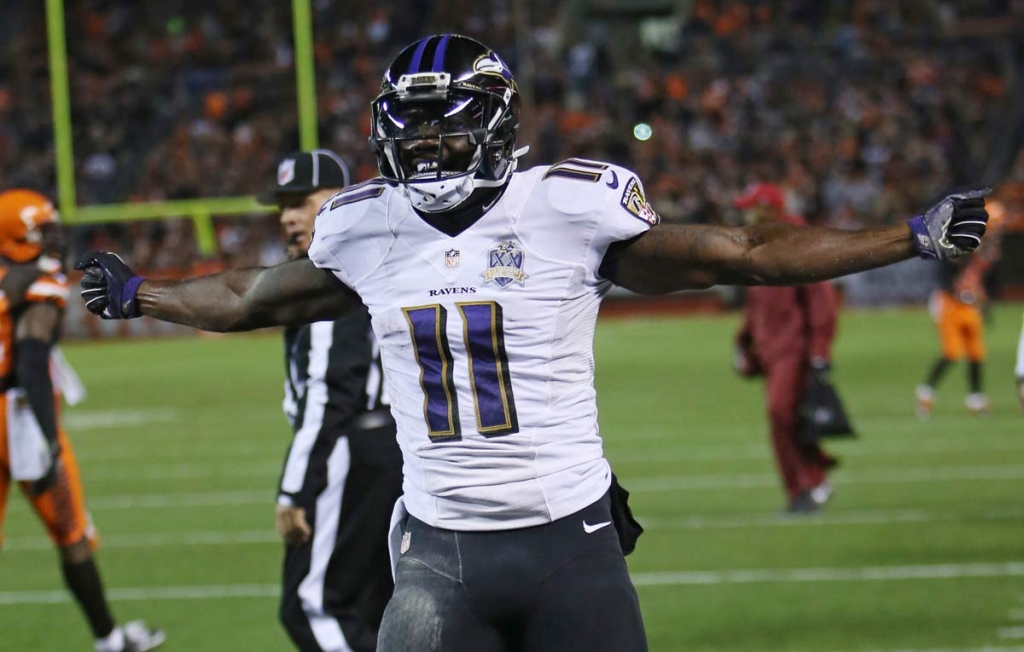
top-left (0, 190), bottom-right (165, 652)
top-left (915, 199), bottom-right (1005, 419)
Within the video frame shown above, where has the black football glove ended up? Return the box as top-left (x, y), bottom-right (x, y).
top-left (75, 251), bottom-right (144, 319)
top-left (908, 187), bottom-right (990, 260)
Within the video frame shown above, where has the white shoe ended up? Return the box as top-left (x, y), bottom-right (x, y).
top-left (965, 393), bottom-right (990, 416)
top-left (96, 621), bottom-right (166, 652)
top-left (915, 385), bottom-right (935, 420)
top-left (809, 480), bottom-right (833, 507)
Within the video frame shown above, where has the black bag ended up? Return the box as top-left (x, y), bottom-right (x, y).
top-left (798, 371), bottom-right (856, 445)
top-left (609, 474), bottom-right (644, 556)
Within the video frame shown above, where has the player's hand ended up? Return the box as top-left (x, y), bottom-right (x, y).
top-left (909, 187), bottom-right (991, 260)
top-left (275, 504), bottom-right (312, 545)
top-left (75, 251), bottom-right (144, 319)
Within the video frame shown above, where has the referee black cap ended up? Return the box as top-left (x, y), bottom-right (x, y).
top-left (257, 149), bottom-right (351, 206)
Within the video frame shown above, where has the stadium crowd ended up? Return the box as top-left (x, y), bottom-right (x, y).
top-left (0, 0), bottom-right (1021, 274)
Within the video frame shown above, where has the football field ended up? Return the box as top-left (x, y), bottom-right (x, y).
top-left (3, 304), bottom-right (1023, 651)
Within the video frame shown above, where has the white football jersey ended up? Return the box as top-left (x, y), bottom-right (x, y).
top-left (308, 159), bottom-right (659, 530)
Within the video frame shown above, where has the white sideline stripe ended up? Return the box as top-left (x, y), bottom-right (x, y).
top-left (64, 409), bottom-right (179, 431)
top-left (0, 584), bottom-right (279, 605)
top-left (627, 465), bottom-right (1024, 492)
top-left (632, 562), bottom-right (1024, 587)
top-left (3, 561), bottom-right (1021, 605)
top-left (3, 529), bottom-right (279, 551)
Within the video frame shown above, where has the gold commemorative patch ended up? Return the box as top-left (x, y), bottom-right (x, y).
top-left (620, 177), bottom-right (660, 226)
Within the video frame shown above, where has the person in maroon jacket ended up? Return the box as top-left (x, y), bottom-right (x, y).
top-left (732, 183), bottom-right (839, 513)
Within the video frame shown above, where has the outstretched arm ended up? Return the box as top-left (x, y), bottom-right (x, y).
top-left (78, 253), bottom-right (356, 332)
top-left (612, 222), bottom-right (914, 293)
top-left (609, 188), bottom-right (989, 294)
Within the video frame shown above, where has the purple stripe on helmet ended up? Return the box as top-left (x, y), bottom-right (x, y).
top-left (407, 37), bottom-right (431, 74)
top-left (430, 34), bottom-right (452, 72)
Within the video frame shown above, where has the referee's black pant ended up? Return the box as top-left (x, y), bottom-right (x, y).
top-left (280, 415), bottom-right (403, 652)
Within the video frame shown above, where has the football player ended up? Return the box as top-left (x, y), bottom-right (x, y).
top-left (77, 35), bottom-right (990, 651)
top-left (0, 190), bottom-right (165, 652)
top-left (915, 198), bottom-right (1005, 419)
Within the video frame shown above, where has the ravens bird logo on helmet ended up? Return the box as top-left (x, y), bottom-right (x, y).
top-left (369, 35), bottom-right (525, 213)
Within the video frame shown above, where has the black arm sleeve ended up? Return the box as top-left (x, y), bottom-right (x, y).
top-left (598, 234), bottom-right (644, 283)
top-left (16, 338), bottom-right (59, 449)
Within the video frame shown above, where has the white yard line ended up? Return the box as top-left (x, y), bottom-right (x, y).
top-left (6, 508), bottom-right (1022, 552)
top-left (76, 443), bottom-right (286, 463)
top-left (85, 463), bottom-right (281, 481)
top-left (1009, 610), bottom-right (1024, 621)
top-left (607, 437), bottom-right (1024, 463)
top-left (76, 433), bottom-right (1024, 467)
top-left (7, 490), bottom-right (269, 514)
top-left (641, 507), bottom-right (1024, 531)
top-left (63, 409), bottom-right (179, 431)
top-left (0, 584), bottom-right (279, 605)
top-left (612, 417), bottom-right (1022, 443)
top-left (3, 529), bottom-right (279, 552)
top-left (626, 465), bottom-right (1024, 492)
top-left (826, 648), bottom-right (1024, 652)
top-left (1001, 629), bottom-right (1024, 641)
top-left (632, 562), bottom-right (1024, 587)
top-left (67, 463), bottom-right (1024, 486)
top-left (3, 561), bottom-right (1021, 605)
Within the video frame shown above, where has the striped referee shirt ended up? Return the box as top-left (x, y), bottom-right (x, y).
top-left (278, 304), bottom-right (389, 506)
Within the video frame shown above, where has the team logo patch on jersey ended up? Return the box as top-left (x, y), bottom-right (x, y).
top-left (483, 241), bottom-right (528, 288)
top-left (620, 177), bottom-right (660, 226)
top-left (277, 158), bottom-right (296, 185)
top-left (444, 248), bottom-right (461, 269)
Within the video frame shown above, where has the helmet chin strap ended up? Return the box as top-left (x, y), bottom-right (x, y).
top-left (403, 146), bottom-right (530, 213)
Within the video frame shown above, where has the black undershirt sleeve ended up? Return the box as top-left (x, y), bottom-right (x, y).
top-left (16, 337), bottom-right (59, 449)
top-left (598, 234), bottom-right (644, 284)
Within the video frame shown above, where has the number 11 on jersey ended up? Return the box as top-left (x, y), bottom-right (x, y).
top-left (403, 301), bottom-right (519, 441)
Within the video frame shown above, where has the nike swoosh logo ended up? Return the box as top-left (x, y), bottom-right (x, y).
top-left (583, 520), bottom-right (612, 534)
top-left (606, 170), bottom-right (618, 189)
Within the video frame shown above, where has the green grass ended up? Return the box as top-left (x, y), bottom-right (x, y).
top-left (3, 304), bottom-right (1023, 651)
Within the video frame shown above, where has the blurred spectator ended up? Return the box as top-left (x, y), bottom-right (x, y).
top-left (0, 0), bottom-right (1020, 274)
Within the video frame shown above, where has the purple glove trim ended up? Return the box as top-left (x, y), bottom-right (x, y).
top-left (122, 275), bottom-right (144, 318)
top-left (907, 215), bottom-right (938, 260)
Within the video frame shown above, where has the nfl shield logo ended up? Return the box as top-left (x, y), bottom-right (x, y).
top-left (482, 240), bottom-right (528, 288)
top-left (277, 159), bottom-right (296, 185)
top-left (444, 248), bottom-right (461, 269)
top-left (400, 531), bottom-right (412, 554)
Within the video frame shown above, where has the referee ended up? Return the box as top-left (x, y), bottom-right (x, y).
top-left (258, 150), bottom-right (403, 652)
